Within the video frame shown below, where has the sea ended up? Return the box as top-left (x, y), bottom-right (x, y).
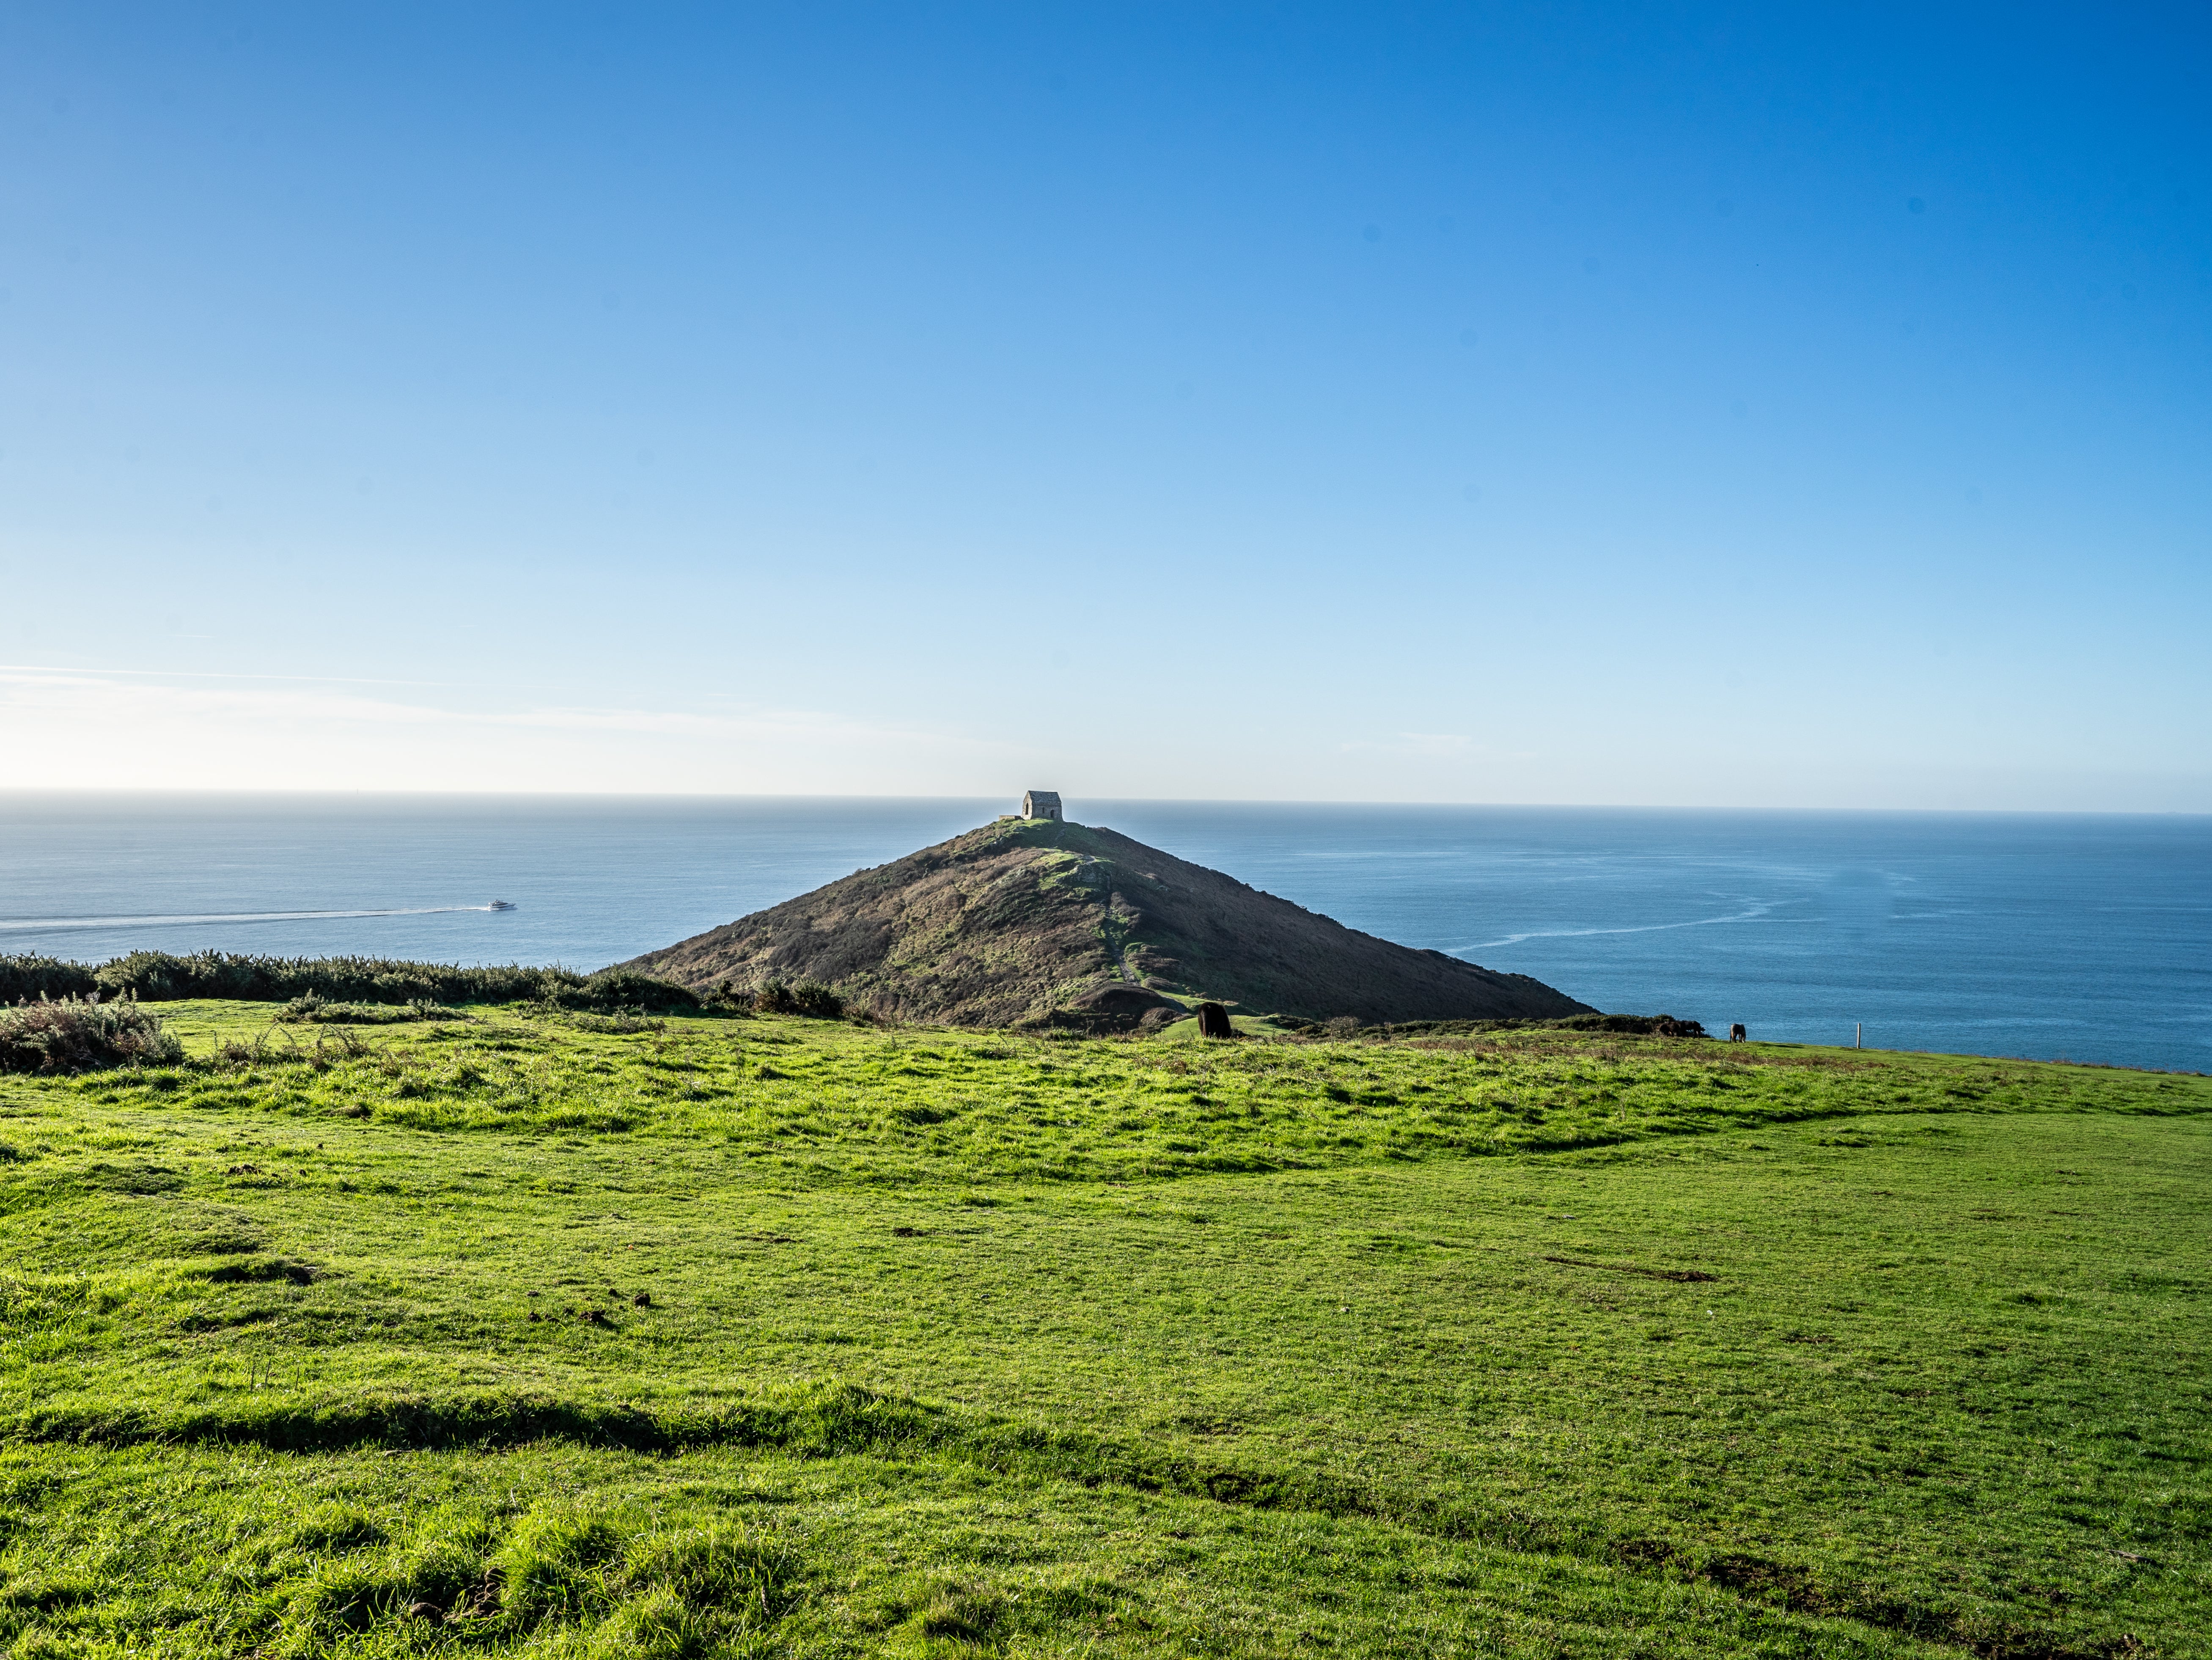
top-left (2, 793), bottom-right (2207, 1074)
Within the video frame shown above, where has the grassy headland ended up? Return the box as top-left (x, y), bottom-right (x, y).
top-left (2, 1003), bottom-right (2207, 1657)
top-left (628, 816), bottom-right (1591, 1028)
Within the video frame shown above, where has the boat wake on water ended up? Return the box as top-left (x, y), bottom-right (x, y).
top-left (1448, 898), bottom-right (1792, 956)
top-left (0, 904), bottom-right (514, 934)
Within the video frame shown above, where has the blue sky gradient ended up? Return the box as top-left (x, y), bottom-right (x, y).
top-left (3, 4), bottom-right (2207, 805)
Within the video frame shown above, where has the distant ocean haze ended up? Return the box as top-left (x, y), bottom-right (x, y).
top-left (1, 793), bottom-right (2204, 1073)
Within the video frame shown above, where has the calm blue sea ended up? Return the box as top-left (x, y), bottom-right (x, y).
top-left (2, 793), bottom-right (2206, 1073)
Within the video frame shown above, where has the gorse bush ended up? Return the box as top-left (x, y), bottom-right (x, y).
top-left (543, 967), bottom-right (701, 1014)
top-left (751, 978), bottom-right (845, 1019)
top-left (1372, 1012), bottom-right (1713, 1040)
top-left (0, 955), bottom-right (99, 1005)
top-left (1561, 1012), bottom-right (1709, 1038)
top-left (278, 992), bottom-right (464, 1025)
top-left (89, 951), bottom-right (588, 1006)
top-left (0, 952), bottom-right (721, 1022)
top-left (0, 996), bottom-right (182, 1074)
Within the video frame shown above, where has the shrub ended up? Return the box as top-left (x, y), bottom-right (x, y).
top-left (698, 979), bottom-right (757, 1015)
top-left (543, 968), bottom-right (700, 1014)
top-left (0, 955), bottom-right (98, 1005)
top-left (91, 951), bottom-right (585, 1007)
top-left (1557, 1012), bottom-right (1709, 1039)
top-left (281, 990), bottom-right (333, 1021)
top-left (753, 980), bottom-right (844, 1020)
top-left (563, 1012), bottom-right (667, 1035)
top-left (0, 997), bottom-right (183, 1074)
top-left (1380, 1013), bottom-right (1715, 1040)
top-left (8, 951), bottom-right (715, 1018)
top-left (277, 994), bottom-right (462, 1026)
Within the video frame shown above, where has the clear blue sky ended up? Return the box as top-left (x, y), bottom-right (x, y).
top-left (3, 3), bottom-right (2207, 808)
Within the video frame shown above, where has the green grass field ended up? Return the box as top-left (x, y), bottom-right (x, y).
top-left (3, 1003), bottom-right (2208, 1657)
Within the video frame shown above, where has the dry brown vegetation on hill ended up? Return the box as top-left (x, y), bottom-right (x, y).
top-left (628, 816), bottom-right (1591, 1028)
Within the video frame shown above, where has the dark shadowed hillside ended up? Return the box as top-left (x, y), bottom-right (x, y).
top-left (628, 815), bottom-right (1591, 1028)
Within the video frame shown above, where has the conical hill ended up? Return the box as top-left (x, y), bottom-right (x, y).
top-left (627, 815), bottom-right (1593, 1030)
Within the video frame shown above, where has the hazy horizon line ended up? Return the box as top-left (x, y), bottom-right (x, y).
top-left (2, 787), bottom-right (2206, 821)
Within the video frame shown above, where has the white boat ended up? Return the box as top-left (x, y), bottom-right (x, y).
top-left (486, 900), bottom-right (517, 911)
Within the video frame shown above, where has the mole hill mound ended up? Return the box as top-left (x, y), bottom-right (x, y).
top-left (628, 816), bottom-right (1594, 1031)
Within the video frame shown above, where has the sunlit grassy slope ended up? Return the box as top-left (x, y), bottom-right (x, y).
top-left (3, 1004), bottom-right (2208, 1657)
